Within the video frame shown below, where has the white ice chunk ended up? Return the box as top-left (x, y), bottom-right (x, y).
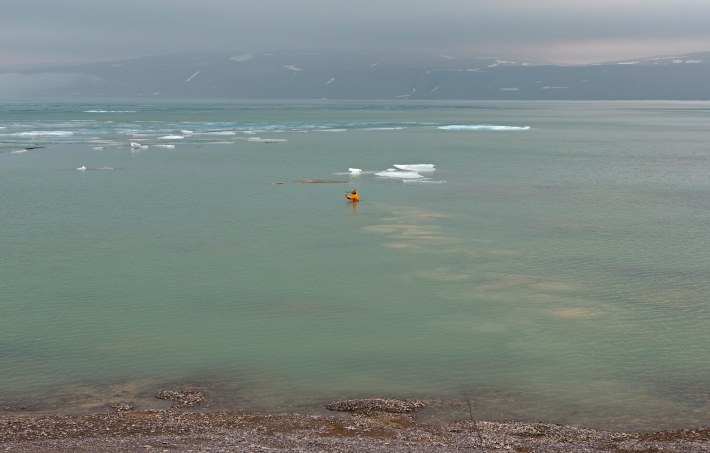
top-left (393, 164), bottom-right (435, 172)
top-left (438, 125), bottom-right (530, 131)
top-left (375, 170), bottom-right (424, 179)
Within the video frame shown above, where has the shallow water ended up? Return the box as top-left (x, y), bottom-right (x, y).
top-left (1, 100), bottom-right (709, 430)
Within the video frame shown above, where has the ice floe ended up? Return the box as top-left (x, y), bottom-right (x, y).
top-left (438, 125), bottom-right (530, 131)
top-left (203, 131), bottom-right (237, 136)
top-left (403, 179), bottom-right (446, 184)
top-left (83, 110), bottom-right (136, 113)
top-left (75, 165), bottom-right (114, 171)
top-left (17, 130), bottom-right (74, 136)
top-left (393, 164), bottom-right (435, 172)
top-left (375, 170), bottom-right (424, 179)
top-left (247, 138), bottom-right (287, 143)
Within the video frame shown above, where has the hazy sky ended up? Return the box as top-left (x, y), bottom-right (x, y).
top-left (3, 0), bottom-right (710, 69)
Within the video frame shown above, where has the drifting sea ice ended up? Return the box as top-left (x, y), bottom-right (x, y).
top-left (393, 164), bottom-right (435, 172)
top-left (375, 170), bottom-right (425, 179)
top-left (438, 125), bottom-right (530, 131)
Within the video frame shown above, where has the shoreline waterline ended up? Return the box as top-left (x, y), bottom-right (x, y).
top-left (2, 373), bottom-right (708, 433)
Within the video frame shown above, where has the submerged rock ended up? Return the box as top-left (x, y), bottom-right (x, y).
top-left (155, 390), bottom-right (205, 408)
top-left (1, 405), bottom-right (26, 412)
top-left (325, 398), bottom-right (425, 414)
top-left (107, 402), bottom-right (134, 413)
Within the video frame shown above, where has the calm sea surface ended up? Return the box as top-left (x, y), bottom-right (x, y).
top-left (1, 100), bottom-right (709, 430)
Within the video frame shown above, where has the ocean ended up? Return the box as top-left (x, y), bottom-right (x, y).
top-left (1, 100), bottom-right (709, 430)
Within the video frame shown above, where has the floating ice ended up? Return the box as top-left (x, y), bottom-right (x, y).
top-left (154, 144), bottom-right (176, 149)
top-left (18, 131), bottom-right (74, 136)
top-left (403, 179), bottom-right (446, 184)
top-left (438, 125), bottom-right (530, 131)
top-left (77, 165), bottom-right (87, 171)
top-left (83, 110), bottom-right (136, 113)
top-left (375, 170), bottom-right (424, 179)
top-left (393, 164), bottom-right (435, 172)
top-left (130, 141), bottom-right (148, 150)
top-left (159, 135), bottom-right (184, 140)
top-left (247, 138), bottom-right (287, 143)
top-left (348, 168), bottom-right (362, 174)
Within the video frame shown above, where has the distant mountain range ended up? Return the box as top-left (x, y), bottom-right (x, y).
top-left (2, 50), bottom-right (709, 100)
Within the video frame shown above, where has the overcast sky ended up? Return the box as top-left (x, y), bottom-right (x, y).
top-left (3, 0), bottom-right (710, 69)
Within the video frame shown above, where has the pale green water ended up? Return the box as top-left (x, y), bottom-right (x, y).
top-left (1, 101), bottom-right (709, 430)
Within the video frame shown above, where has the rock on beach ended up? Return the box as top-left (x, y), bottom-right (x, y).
top-left (325, 398), bottom-right (425, 414)
top-left (1, 410), bottom-right (709, 452)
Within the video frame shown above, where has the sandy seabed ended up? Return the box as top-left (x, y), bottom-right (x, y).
top-left (2, 399), bottom-right (709, 452)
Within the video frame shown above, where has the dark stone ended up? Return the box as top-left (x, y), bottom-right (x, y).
top-left (155, 390), bottom-right (205, 408)
top-left (325, 398), bottom-right (425, 414)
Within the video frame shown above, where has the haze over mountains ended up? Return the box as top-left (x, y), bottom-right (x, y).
top-left (1, 50), bottom-right (709, 100)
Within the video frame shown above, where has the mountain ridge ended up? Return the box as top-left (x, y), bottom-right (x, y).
top-left (2, 50), bottom-right (709, 100)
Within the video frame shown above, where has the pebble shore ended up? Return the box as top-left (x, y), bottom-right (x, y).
top-left (2, 398), bottom-right (709, 452)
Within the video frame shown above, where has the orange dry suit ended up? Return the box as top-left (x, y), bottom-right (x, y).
top-left (346, 191), bottom-right (360, 202)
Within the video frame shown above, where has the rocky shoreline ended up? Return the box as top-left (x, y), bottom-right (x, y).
top-left (2, 397), bottom-right (709, 452)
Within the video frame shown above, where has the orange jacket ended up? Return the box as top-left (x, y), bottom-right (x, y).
top-left (346, 192), bottom-right (360, 202)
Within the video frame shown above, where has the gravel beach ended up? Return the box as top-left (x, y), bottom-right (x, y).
top-left (2, 399), bottom-right (709, 452)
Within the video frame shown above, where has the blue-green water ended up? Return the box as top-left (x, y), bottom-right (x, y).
top-left (1, 101), bottom-right (709, 430)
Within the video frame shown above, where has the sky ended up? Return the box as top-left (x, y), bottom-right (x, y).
top-left (2, 0), bottom-right (710, 69)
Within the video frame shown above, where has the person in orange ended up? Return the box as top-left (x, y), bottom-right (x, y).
top-left (345, 188), bottom-right (360, 202)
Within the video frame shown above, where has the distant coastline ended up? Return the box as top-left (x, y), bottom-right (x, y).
top-left (2, 50), bottom-right (710, 100)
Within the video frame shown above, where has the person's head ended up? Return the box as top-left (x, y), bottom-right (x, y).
top-left (352, 188), bottom-right (357, 194)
